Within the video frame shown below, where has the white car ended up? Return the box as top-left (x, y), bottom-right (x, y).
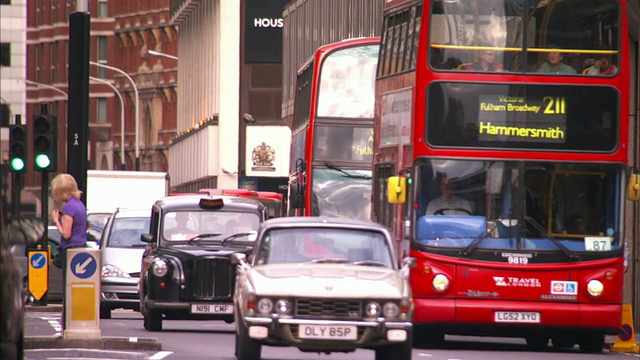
top-left (232, 216), bottom-right (415, 360)
top-left (100, 208), bottom-right (151, 318)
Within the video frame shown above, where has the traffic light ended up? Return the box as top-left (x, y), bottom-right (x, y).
top-left (32, 114), bottom-right (58, 172)
top-left (9, 124), bottom-right (28, 172)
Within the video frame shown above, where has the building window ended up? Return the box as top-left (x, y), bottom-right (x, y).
top-left (51, 1), bottom-right (56, 24)
top-left (96, 98), bottom-right (107, 123)
top-left (50, 42), bottom-right (56, 83)
top-left (0, 43), bottom-right (10, 66)
top-left (66, 0), bottom-right (70, 22)
top-left (97, 36), bottom-right (108, 60)
top-left (1, 104), bottom-right (10, 127)
top-left (65, 40), bottom-right (69, 79)
top-left (1, 0), bottom-right (12, 5)
top-left (35, 0), bottom-right (40, 26)
top-left (35, 44), bottom-right (41, 82)
top-left (98, 0), bottom-right (108, 17)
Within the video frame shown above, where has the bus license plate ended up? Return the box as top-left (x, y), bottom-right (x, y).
top-left (494, 311), bottom-right (540, 323)
top-left (298, 324), bottom-right (357, 340)
top-left (191, 304), bottom-right (233, 314)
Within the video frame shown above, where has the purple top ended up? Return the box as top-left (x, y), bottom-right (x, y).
top-left (61, 197), bottom-right (87, 248)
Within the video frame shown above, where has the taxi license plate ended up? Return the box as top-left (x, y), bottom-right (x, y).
top-left (298, 324), bottom-right (357, 340)
top-left (494, 311), bottom-right (540, 323)
top-left (191, 304), bottom-right (233, 314)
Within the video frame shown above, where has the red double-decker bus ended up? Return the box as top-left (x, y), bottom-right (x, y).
top-left (373, 0), bottom-right (640, 352)
top-left (287, 37), bottom-right (380, 220)
top-left (198, 188), bottom-right (285, 218)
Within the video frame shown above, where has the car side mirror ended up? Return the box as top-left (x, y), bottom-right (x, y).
top-left (402, 256), bottom-right (416, 269)
top-left (140, 233), bottom-right (154, 243)
top-left (231, 253), bottom-right (247, 265)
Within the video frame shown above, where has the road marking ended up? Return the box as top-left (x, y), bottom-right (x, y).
top-left (150, 351), bottom-right (174, 359)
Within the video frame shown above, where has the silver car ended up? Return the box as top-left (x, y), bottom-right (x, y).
top-left (100, 208), bottom-right (151, 319)
top-left (232, 217), bottom-right (415, 360)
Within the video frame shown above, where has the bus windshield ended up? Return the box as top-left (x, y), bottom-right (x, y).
top-left (428, 0), bottom-right (620, 75)
top-left (311, 168), bottom-right (372, 220)
top-left (413, 159), bottom-right (623, 256)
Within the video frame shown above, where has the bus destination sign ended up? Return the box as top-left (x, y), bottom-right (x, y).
top-left (477, 94), bottom-right (567, 143)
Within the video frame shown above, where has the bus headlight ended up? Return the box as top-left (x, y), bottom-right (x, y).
top-left (432, 274), bottom-right (450, 292)
top-left (587, 279), bottom-right (604, 297)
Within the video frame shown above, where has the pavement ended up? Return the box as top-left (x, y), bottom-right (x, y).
top-left (24, 304), bottom-right (161, 351)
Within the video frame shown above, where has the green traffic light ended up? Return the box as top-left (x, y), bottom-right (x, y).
top-left (35, 154), bottom-right (51, 169)
top-left (10, 158), bottom-right (25, 171)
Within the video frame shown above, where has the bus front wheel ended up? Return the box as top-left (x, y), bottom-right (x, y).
top-left (578, 333), bottom-right (604, 353)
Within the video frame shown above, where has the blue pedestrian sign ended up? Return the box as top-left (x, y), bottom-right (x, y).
top-left (30, 253), bottom-right (46, 269)
top-left (70, 252), bottom-right (97, 279)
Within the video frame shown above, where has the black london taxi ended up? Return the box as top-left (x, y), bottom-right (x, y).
top-left (139, 195), bottom-right (266, 331)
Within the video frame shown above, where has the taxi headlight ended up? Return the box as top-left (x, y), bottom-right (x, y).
top-left (275, 299), bottom-right (291, 315)
top-left (152, 261), bottom-right (168, 277)
top-left (383, 302), bottom-right (400, 318)
top-left (587, 279), bottom-right (604, 297)
top-left (257, 298), bottom-right (273, 314)
top-left (432, 273), bottom-right (450, 292)
top-left (366, 302), bottom-right (381, 317)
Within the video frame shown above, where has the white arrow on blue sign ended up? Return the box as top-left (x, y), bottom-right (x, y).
top-left (70, 252), bottom-right (97, 279)
top-left (31, 253), bottom-right (46, 269)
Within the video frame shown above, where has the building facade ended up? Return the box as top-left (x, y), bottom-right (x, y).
top-left (168, 0), bottom-right (290, 195)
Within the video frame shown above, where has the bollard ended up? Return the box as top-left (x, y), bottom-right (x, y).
top-left (63, 248), bottom-right (102, 339)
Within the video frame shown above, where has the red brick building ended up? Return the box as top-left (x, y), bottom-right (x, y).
top-left (24, 0), bottom-right (177, 214)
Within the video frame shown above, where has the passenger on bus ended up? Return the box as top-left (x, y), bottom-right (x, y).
top-left (536, 50), bottom-right (577, 74)
top-left (464, 50), bottom-right (505, 72)
top-left (565, 214), bottom-right (587, 234)
top-left (425, 173), bottom-right (473, 215)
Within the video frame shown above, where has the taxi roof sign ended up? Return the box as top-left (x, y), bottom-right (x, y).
top-left (199, 198), bottom-right (224, 209)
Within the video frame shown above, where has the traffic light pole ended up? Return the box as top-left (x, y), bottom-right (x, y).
top-left (11, 172), bottom-right (21, 218)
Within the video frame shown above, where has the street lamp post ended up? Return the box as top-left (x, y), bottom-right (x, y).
top-left (24, 79), bottom-right (69, 99)
top-left (147, 50), bottom-right (178, 60)
top-left (89, 62), bottom-right (140, 171)
top-left (89, 76), bottom-right (126, 170)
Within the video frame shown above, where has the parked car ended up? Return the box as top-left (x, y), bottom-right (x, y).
top-left (232, 216), bottom-right (415, 360)
top-left (100, 208), bottom-right (151, 319)
top-left (139, 195), bottom-right (267, 331)
top-left (1, 217), bottom-right (46, 360)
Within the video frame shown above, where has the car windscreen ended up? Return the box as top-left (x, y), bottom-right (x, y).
top-left (107, 217), bottom-right (151, 248)
top-left (255, 227), bottom-right (394, 268)
top-left (162, 211), bottom-right (261, 242)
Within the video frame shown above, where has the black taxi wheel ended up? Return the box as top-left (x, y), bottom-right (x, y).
top-left (235, 316), bottom-right (261, 360)
top-left (143, 309), bottom-right (162, 331)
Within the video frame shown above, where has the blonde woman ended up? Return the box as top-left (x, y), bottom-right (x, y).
top-left (50, 173), bottom-right (87, 257)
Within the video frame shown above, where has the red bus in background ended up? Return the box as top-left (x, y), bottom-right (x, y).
top-left (198, 188), bottom-right (285, 219)
top-left (287, 37), bottom-right (380, 220)
top-left (373, 0), bottom-right (639, 352)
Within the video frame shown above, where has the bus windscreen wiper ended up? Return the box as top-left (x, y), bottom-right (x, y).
top-left (525, 217), bottom-right (579, 260)
top-left (460, 231), bottom-right (491, 256)
top-left (324, 162), bottom-right (372, 179)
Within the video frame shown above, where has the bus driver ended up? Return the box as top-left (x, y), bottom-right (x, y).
top-left (425, 173), bottom-right (474, 215)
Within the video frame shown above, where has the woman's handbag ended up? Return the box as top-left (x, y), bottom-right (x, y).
top-left (52, 247), bottom-right (63, 268)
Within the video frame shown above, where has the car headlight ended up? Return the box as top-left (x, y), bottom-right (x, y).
top-left (432, 273), bottom-right (450, 292)
top-left (587, 279), bottom-right (604, 297)
top-left (366, 302), bottom-right (381, 317)
top-left (152, 260), bottom-right (168, 277)
top-left (102, 264), bottom-right (132, 278)
top-left (257, 298), bottom-right (273, 314)
top-left (275, 299), bottom-right (291, 315)
top-left (383, 302), bottom-right (400, 318)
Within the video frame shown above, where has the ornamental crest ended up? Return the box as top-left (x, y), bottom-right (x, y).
top-left (252, 142), bottom-right (275, 167)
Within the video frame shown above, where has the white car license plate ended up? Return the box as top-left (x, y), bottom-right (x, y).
top-left (298, 324), bottom-right (357, 340)
top-left (191, 304), bottom-right (233, 314)
top-left (494, 311), bottom-right (540, 323)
